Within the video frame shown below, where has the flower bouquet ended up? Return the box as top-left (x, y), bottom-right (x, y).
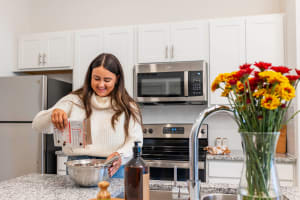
top-left (211, 62), bottom-right (300, 200)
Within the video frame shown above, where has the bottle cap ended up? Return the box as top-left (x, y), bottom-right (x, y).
top-left (133, 141), bottom-right (142, 157)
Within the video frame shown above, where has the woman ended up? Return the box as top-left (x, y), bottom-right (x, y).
top-left (32, 53), bottom-right (143, 178)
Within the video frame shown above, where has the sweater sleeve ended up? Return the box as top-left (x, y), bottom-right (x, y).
top-left (32, 94), bottom-right (77, 133)
top-left (116, 117), bottom-right (143, 165)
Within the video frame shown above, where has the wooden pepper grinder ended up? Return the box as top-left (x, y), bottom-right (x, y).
top-left (97, 181), bottom-right (111, 200)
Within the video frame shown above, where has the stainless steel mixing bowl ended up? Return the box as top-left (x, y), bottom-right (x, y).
top-left (65, 159), bottom-right (110, 187)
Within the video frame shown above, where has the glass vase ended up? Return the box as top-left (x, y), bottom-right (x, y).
top-left (238, 132), bottom-right (281, 200)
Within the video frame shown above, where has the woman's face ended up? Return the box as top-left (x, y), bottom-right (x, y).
top-left (91, 66), bottom-right (118, 97)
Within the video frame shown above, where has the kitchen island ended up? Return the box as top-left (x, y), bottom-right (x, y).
top-left (1, 173), bottom-right (300, 200)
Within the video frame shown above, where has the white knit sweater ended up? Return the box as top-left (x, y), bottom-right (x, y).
top-left (32, 93), bottom-right (143, 165)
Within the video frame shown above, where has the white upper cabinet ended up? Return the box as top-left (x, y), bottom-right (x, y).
top-left (103, 26), bottom-right (135, 96)
top-left (137, 21), bottom-right (209, 63)
top-left (73, 29), bottom-right (104, 90)
top-left (18, 32), bottom-right (73, 70)
top-left (73, 27), bottom-right (135, 94)
top-left (209, 18), bottom-right (246, 105)
top-left (137, 24), bottom-right (170, 63)
top-left (18, 36), bottom-right (43, 69)
top-left (246, 14), bottom-right (284, 66)
top-left (209, 14), bottom-right (284, 105)
top-left (170, 21), bottom-right (209, 62)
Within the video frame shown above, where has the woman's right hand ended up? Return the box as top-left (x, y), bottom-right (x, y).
top-left (51, 108), bottom-right (68, 131)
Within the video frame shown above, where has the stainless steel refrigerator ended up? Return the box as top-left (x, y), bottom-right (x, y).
top-left (0, 75), bottom-right (72, 181)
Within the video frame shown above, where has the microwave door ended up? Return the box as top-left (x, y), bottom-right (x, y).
top-left (137, 72), bottom-right (184, 100)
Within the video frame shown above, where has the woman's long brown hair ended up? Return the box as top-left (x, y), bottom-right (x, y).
top-left (72, 53), bottom-right (142, 136)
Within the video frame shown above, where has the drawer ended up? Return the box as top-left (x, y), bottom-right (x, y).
top-left (208, 160), bottom-right (243, 178)
top-left (277, 163), bottom-right (294, 181)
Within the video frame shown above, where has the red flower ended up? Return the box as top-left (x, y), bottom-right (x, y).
top-left (257, 115), bottom-right (263, 120)
top-left (254, 71), bottom-right (260, 78)
top-left (254, 61), bottom-right (272, 71)
top-left (228, 79), bottom-right (237, 85)
top-left (286, 75), bottom-right (300, 81)
top-left (247, 77), bottom-right (260, 91)
top-left (235, 68), bottom-right (254, 79)
top-left (246, 98), bottom-right (251, 104)
top-left (295, 69), bottom-right (300, 76)
top-left (281, 104), bottom-right (286, 108)
top-left (239, 63), bottom-right (251, 69)
top-left (271, 66), bottom-right (291, 74)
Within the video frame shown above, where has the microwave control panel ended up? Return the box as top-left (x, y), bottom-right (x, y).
top-left (188, 71), bottom-right (203, 96)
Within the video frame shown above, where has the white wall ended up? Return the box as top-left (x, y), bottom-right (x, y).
top-left (29, 0), bottom-right (281, 32)
top-left (0, 0), bottom-right (32, 76)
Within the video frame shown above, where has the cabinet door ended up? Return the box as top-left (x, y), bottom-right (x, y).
top-left (43, 32), bottom-right (74, 68)
top-left (209, 18), bottom-right (246, 105)
top-left (170, 21), bottom-right (209, 61)
top-left (246, 14), bottom-right (284, 65)
top-left (74, 30), bottom-right (104, 90)
top-left (18, 35), bottom-right (43, 69)
top-left (104, 27), bottom-right (134, 96)
top-left (137, 24), bottom-right (170, 63)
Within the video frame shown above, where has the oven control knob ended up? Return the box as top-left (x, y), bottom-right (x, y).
top-left (201, 129), bottom-right (206, 134)
top-left (148, 128), bottom-right (153, 134)
top-left (143, 128), bottom-right (147, 134)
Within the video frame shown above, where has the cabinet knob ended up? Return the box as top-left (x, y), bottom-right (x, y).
top-left (38, 53), bottom-right (42, 65)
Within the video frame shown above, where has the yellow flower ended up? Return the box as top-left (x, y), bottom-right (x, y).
top-left (236, 81), bottom-right (244, 93)
top-left (253, 89), bottom-right (267, 98)
top-left (261, 94), bottom-right (280, 110)
top-left (259, 71), bottom-right (289, 84)
top-left (221, 83), bottom-right (232, 97)
top-left (221, 89), bottom-right (230, 97)
top-left (211, 73), bottom-right (232, 92)
top-left (211, 74), bottom-right (224, 91)
top-left (275, 83), bottom-right (296, 101)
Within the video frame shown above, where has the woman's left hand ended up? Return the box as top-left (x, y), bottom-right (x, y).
top-left (106, 152), bottom-right (122, 177)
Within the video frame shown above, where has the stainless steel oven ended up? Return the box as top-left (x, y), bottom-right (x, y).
top-left (142, 123), bottom-right (208, 182)
top-left (134, 61), bottom-right (207, 104)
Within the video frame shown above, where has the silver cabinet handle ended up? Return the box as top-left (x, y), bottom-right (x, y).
top-left (171, 45), bottom-right (174, 58)
top-left (42, 53), bottom-right (46, 65)
top-left (165, 46), bottom-right (168, 58)
top-left (38, 53), bottom-right (42, 65)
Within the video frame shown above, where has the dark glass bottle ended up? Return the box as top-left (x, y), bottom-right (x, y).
top-left (124, 141), bottom-right (149, 200)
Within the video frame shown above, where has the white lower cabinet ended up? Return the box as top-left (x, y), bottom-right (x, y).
top-left (207, 160), bottom-right (243, 184)
top-left (207, 160), bottom-right (295, 186)
top-left (57, 154), bottom-right (68, 175)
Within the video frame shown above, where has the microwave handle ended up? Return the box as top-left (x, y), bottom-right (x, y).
top-left (184, 71), bottom-right (188, 96)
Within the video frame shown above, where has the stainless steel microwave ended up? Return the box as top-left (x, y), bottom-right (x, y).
top-left (133, 61), bottom-right (207, 104)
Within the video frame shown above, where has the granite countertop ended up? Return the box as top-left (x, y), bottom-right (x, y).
top-left (1, 173), bottom-right (300, 200)
top-left (0, 173), bottom-right (123, 200)
top-left (206, 150), bottom-right (297, 163)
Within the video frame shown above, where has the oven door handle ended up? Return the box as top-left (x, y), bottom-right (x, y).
top-left (145, 160), bottom-right (205, 169)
